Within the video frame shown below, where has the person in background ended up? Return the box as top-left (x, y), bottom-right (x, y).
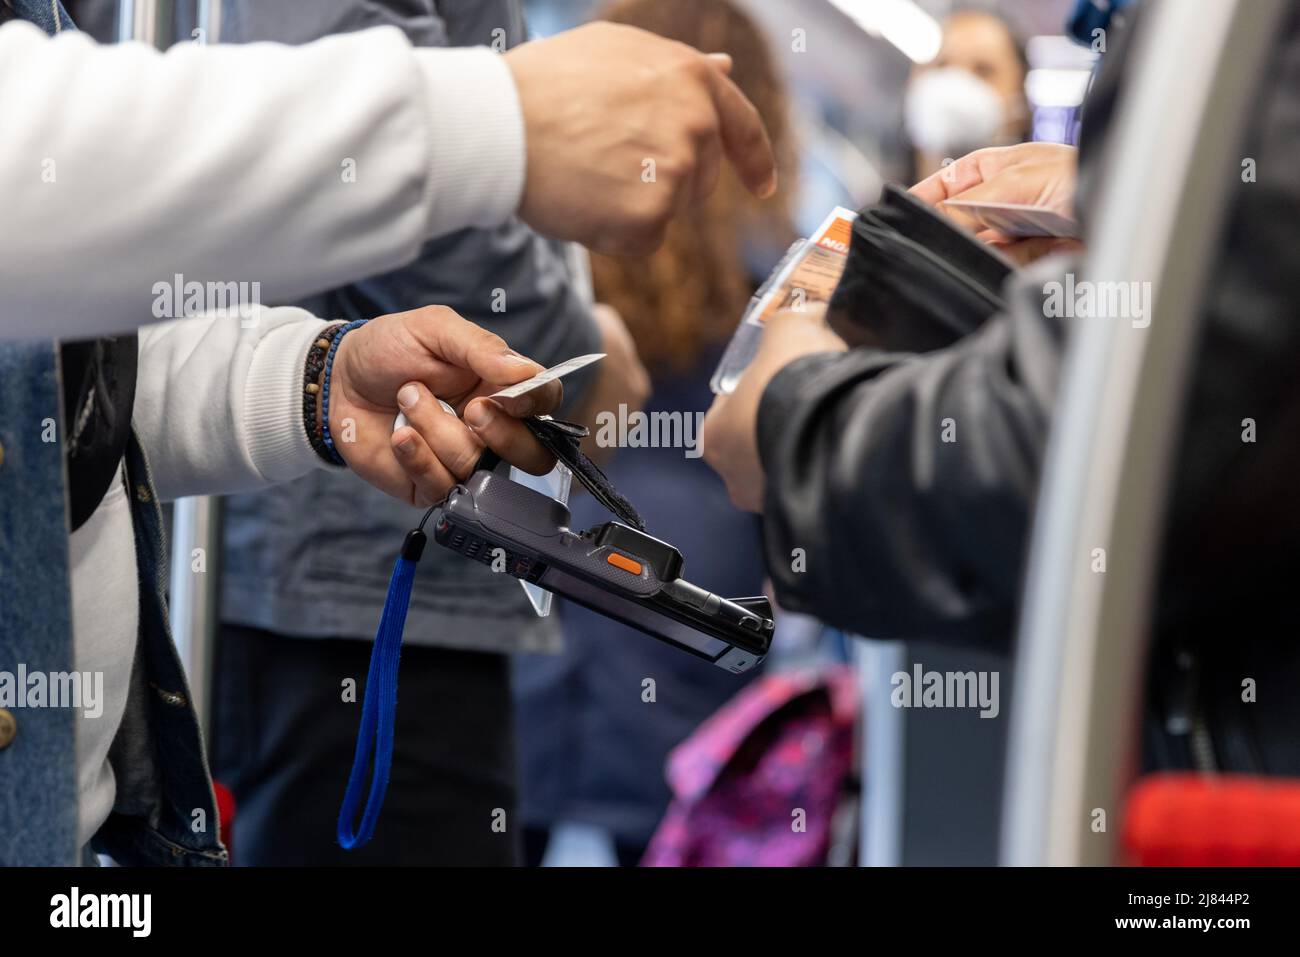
top-left (703, 1), bottom-right (1300, 782)
top-left (904, 8), bottom-right (1032, 181)
top-left (174, 0), bottom-right (649, 867)
top-left (513, 0), bottom-right (796, 868)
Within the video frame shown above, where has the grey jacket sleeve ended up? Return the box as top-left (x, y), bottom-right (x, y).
top-left (756, 262), bottom-right (1069, 648)
top-left (211, 0), bottom-right (597, 650)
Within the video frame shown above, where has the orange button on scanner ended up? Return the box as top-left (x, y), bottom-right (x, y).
top-left (606, 552), bottom-right (642, 576)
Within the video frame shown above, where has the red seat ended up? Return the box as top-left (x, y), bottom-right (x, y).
top-left (213, 780), bottom-right (236, 861)
top-left (1123, 773), bottom-right (1300, 866)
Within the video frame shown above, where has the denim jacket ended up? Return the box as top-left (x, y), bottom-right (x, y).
top-left (0, 0), bottom-right (225, 867)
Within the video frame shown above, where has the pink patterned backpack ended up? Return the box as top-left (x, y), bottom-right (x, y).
top-left (642, 666), bottom-right (859, 867)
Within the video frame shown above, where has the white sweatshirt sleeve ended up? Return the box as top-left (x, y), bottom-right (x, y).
top-left (0, 20), bottom-right (525, 341)
top-left (133, 309), bottom-right (333, 502)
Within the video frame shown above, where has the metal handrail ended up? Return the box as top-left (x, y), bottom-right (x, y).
top-left (124, 0), bottom-right (226, 742)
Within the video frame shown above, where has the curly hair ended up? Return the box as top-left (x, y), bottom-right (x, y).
top-left (588, 0), bottom-right (797, 373)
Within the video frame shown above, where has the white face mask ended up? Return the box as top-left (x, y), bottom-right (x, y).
top-left (904, 67), bottom-right (1006, 159)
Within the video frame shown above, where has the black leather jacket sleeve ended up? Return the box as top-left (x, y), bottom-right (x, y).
top-left (756, 264), bottom-right (1069, 649)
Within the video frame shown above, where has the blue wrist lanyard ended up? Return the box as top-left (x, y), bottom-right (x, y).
top-left (334, 411), bottom-right (618, 847)
top-left (323, 316), bottom-right (431, 849)
top-left (336, 518), bottom-right (434, 849)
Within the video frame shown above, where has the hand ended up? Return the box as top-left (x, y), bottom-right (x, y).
top-left (505, 22), bottom-right (777, 256)
top-left (702, 305), bottom-right (846, 512)
top-left (589, 302), bottom-right (651, 414)
top-left (568, 303), bottom-right (651, 463)
top-left (910, 142), bottom-right (1082, 264)
top-left (324, 306), bottom-right (561, 507)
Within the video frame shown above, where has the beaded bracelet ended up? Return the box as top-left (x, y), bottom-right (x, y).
top-left (303, 322), bottom-right (346, 465)
top-left (319, 319), bottom-right (370, 466)
top-left (302, 321), bottom-right (349, 466)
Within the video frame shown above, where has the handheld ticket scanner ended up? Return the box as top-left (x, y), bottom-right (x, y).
top-left (433, 454), bottom-right (773, 673)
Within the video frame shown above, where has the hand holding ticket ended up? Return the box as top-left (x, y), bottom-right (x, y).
top-left (489, 353), bottom-right (606, 400)
top-left (940, 199), bottom-right (1081, 239)
top-left (393, 353), bottom-right (605, 432)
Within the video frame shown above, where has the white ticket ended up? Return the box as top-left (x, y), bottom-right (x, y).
top-left (489, 353), bottom-right (605, 399)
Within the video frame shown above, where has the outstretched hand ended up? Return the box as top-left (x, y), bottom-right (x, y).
top-left (911, 143), bottom-right (1083, 264)
top-left (506, 22), bottom-right (778, 256)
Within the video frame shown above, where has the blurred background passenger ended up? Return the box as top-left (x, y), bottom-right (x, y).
top-left (904, 9), bottom-right (1031, 180)
top-left (705, 0), bottom-right (1300, 789)
top-left (513, 0), bottom-right (796, 867)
